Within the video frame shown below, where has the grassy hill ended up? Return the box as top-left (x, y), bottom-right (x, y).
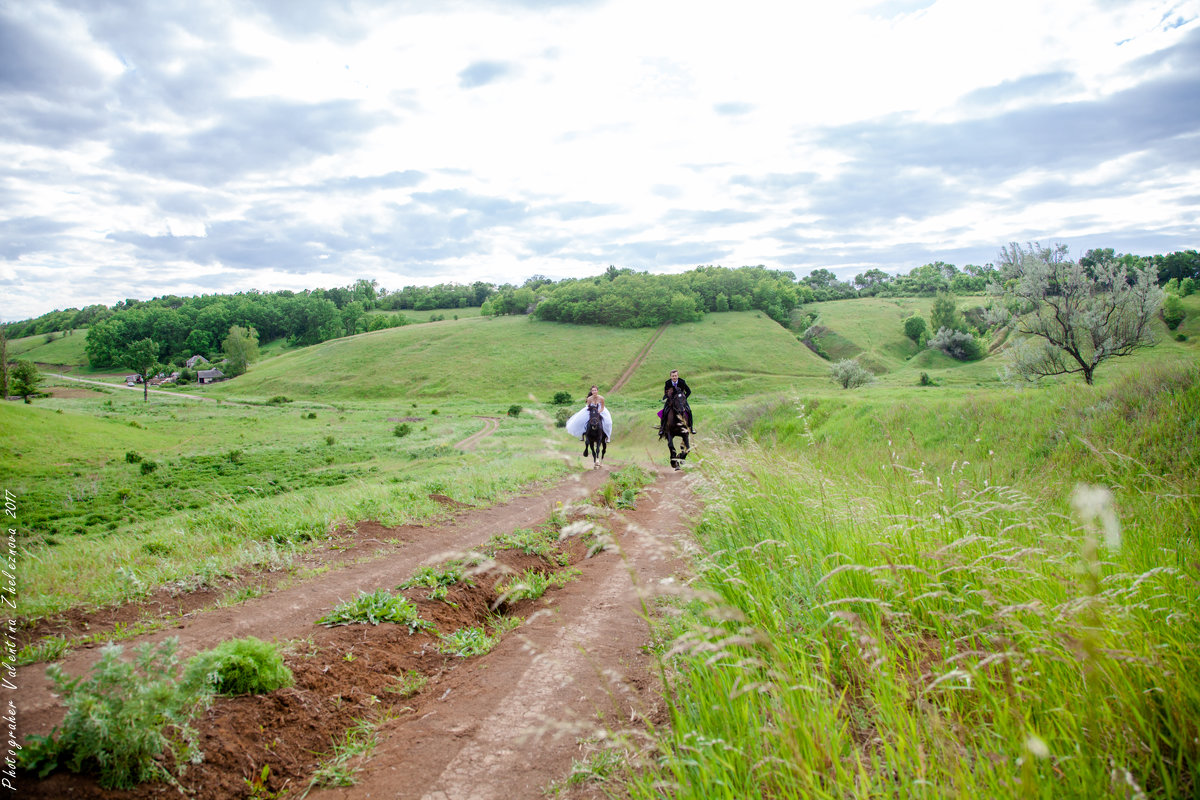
top-left (209, 311), bottom-right (831, 404)
top-left (6, 329), bottom-right (89, 366)
top-left (207, 295), bottom-right (1199, 405)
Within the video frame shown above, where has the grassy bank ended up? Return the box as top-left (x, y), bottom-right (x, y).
top-left (4, 391), bottom-right (576, 620)
top-left (628, 363), bottom-right (1200, 799)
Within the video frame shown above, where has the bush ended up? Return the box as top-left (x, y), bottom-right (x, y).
top-left (507, 404), bottom-right (522, 417)
top-left (139, 460), bottom-right (158, 475)
top-left (555, 407), bottom-right (571, 428)
top-left (928, 327), bottom-right (984, 360)
top-left (393, 422), bottom-right (412, 438)
top-left (266, 395), bottom-right (292, 405)
top-left (182, 637), bottom-right (293, 696)
top-left (125, 451), bottom-right (142, 464)
top-left (1163, 294), bottom-right (1185, 330)
top-left (918, 371), bottom-right (935, 386)
top-left (903, 315), bottom-right (928, 343)
top-left (551, 390), bottom-right (574, 405)
top-left (829, 359), bottom-right (874, 389)
top-left (20, 638), bottom-right (211, 789)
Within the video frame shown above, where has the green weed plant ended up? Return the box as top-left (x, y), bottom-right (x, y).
top-left (182, 636), bottom-right (293, 696)
top-left (20, 638), bottom-right (211, 789)
top-left (316, 589), bottom-right (431, 632)
top-left (399, 563), bottom-right (473, 601)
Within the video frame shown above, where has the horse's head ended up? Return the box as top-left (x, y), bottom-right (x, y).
top-left (668, 388), bottom-right (688, 415)
top-left (586, 404), bottom-right (603, 430)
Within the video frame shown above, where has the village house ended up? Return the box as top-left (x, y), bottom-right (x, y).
top-left (185, 354), bottom-right (210, 369)
top-left (197, 368), bottom-right (226, 385)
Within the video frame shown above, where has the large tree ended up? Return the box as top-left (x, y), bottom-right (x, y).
top-left (9, 359), bottom-right (41, 402)
top-left (991, 243), bottom-right (1163, 385)
top-left (123, 338), bottom-right (162, 402)
top-left (222, 325), bottom-right (259, 377)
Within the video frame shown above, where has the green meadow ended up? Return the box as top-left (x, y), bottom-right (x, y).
top-left (6, 295), bottom-right (1200, 797)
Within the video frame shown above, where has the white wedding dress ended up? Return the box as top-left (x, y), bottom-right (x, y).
top-left (565, 403), bottom-right (612, 441)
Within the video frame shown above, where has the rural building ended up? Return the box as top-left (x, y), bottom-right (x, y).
top-left (186, 355), bottom-right (210, 369)
top-left (197, 368), bottom-right (226, 384)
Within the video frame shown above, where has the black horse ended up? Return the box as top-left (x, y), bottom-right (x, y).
top-left (583, 404), bottom-right (607, 469)
top-left (659, 388), bottom-right (691, 470)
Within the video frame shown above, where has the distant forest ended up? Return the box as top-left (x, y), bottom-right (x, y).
top-left (4, 250), bottom-right (1197, 369)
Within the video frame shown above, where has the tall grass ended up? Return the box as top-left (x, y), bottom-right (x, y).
top-left (631, 367), bottom-right (1200, 799)
top-left (18, 452), bottom-right (567, 619)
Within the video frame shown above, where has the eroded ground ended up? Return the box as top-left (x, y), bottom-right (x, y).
top-left (15, 464), bottom-right (698, 800)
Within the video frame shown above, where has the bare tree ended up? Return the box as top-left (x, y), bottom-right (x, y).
top-left (989, 242), bottom-right (1163, 385)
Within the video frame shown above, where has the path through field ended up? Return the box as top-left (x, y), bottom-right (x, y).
top-left (454, 416), bottom-right (502, 450)
top-left (609, 323), bottom-right (668, 393)
top-left (17, 465), bottom-right (699, 800)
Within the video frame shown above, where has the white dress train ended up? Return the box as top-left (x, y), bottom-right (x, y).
top-left (565, 404), bottom-right (613, 441)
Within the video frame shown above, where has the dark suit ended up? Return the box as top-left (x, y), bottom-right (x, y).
top-left (662, 378), bottom-right (691, 401)
top-left (661, 378), bottom-right (694, 431)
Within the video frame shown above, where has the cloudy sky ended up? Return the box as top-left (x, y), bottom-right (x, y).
top-left (2, 0), bottom-right (1199, 322)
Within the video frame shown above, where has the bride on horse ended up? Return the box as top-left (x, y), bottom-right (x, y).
top-left (565, 385), bottom-right (613, 443)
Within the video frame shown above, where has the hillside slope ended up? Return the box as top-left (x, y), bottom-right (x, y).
top-left (211, 312), bottom-right (829, 402)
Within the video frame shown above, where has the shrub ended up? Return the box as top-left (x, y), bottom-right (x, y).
top-left (551, 390), bottom-right (574, 405)
top-left (919, 371), bottom-right (935, 387)
top-left (125, 451), bottom-right (142, 464)
top-left (1162, 294), bottom-right (1185, 330)
top-left (507, 404), bottom-right (522, 417)
top-left (829, 359), bottom-right (874, 389)
top-left (266, 395), bottom-right (292, 405)
top-left (928, 327), bottom-right (984, 360)
top-left (555, 407), bottom-right (571, 428)
top-left (303, 412), bottom-right (317, 419)
top-left (20, 638), bottom-right (211, 789)
top-left (903, 315), bottom-right (928, 343)
top-left (139, 460), bottom-right (158, 475)
top-left (393, 422), bottom-right (412, 438)
top-left (1182, 276), bottom-right (1196, 296)
top-left (325, 435), bottom-right (336, 446)
top-left (182, 637), bottom-right (293, 696)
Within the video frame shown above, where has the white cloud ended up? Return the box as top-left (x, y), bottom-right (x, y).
top-left (1, 0), bottom-right (1198, 321)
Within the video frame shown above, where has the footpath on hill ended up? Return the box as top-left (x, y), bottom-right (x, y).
top-left (17, 463), bottom-right (700, 800)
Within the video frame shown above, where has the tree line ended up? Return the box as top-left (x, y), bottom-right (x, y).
top-left (3, 249), bottom-right (1196, 368)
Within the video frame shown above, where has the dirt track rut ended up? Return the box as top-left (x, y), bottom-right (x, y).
top-left (18, 465), bottom-right (699, 800)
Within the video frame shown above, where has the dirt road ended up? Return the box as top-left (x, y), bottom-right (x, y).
top-left (16, 465), bottom-right (698, 799)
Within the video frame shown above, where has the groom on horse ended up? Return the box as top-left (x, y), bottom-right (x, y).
top-left (659, 369), bottom-right (695, 436)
